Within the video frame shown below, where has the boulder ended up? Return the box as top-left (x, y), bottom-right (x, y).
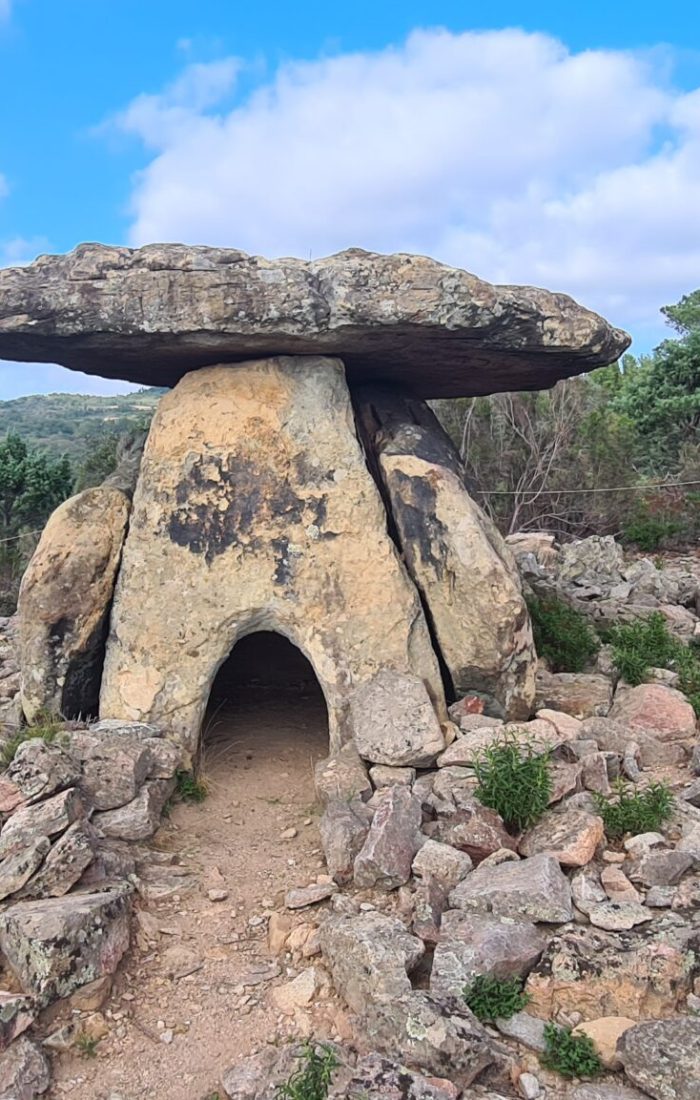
top-left (572, 1016), bottom-right (635, 1070)
top-left (436, 718), bottom-right (565, 767)
top-left (0, 992), bottom-right (34, 1053)
top-left (18, 486), bottom-right (130, 721)
top-left (411, 840), bottom-right (473, 892)
top-left (319, 800), bottom-right (370, 885)
top-left (0, 243), bottom-right (629, 395)
top-left (534, 670), bottom-right (613, 719)
top-left (314, 746), bottom-right (372, 807)
top-left (627, 849), bottom-right (694, 887)
top-left (349, 669), bottom-right (445, 767)
top-left (319, 911), bottom-right (423, 1015)
top-left (7, 739), bottom-right (79, 804)
top-left (432, 799), bottom-right (516, 864)
top-left (609, 683), bottom-right (697, 742)
top-left (69, 730), bottom-right (153, 810)
top-left (449, 853), bottom-right (572, 923)
top-left (327, 1053), bottom-right (457, 1100)
top-left (368, 764), bottom-right (415, 788)
top-left (92, 778), bottom-right (175, 840)
top-left (18, 821), bottom-right (96, 898)
top-left (0, 788), bottom-right (84, 861)
top-left (430, 911), bottom-right (546, 998)
top-left (580, 716), bottom-right (686, 768)
top-left (358, 389), bottom-right (535, 718)
top-left (518, 809), bottom-right (604, 867)
top-left (99, 359), bottom-right (444, 753)
top-left (0, 1036), bottom-right (50, 1099)
top-left (354, 786), bottom-right (422, 890)
top-left (0, 838), bottom-right (50, 902)
top-left (618, 1017), bottom-right (700, 1100)
top-left (0, 887), bottom-right (132, 1003)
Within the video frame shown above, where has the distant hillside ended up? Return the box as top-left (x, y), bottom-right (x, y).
top-left (0, 388), bottom-right (165, 459)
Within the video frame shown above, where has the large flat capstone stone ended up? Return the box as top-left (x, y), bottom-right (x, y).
top-left (0, 244), bottom-right (629, 397)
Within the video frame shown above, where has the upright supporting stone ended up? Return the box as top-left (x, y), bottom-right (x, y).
top-left (100, 357), bottom-right (445, 753)
top-left (357, 389), bottom-right (536, 718)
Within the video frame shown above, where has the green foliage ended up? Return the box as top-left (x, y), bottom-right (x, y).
top-left (593, 779), bottom-right (674, 840)
top-left (75, 1033), bottom-right (99, 1059)
top-left (541, 1024), bottom-right (603, 1079)
top-left (622, 508), bottom-right (680, 551)
top-left (174, 769), bottom-right (208, 803)
top-left (607, 611), bottom-right (700, 715)
top-left (0, 711), bottom-right (64, 770)
top-left (275, 1043), bottom-right (338, 1100)
top-left (527, 595), bottom-right (599, 673)
top-left (472, 735), bottom-right (552, 833)
top-left (463, 975), bottom-right (531, 1022)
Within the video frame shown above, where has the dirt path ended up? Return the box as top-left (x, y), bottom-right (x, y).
top-left (49, 688), bottom-right (335, 1100)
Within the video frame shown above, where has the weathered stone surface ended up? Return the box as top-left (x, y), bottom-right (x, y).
top-left (494, 1011), bottom-right (547, 1052)
top-left (7, 740), bottom-right (79, 804)
top-left (350, 669), bottom-right (445, 767)
top-left (0, 838), bottom-right (50, 902)
top-left (19, 821), bottom-right (96, 898)
top-left (618, 1017), bottom-right (700, 1100)
top-left (319, 800), bottom-right (370, 885)
top-left (449, 853), bottom-right (572, 922)
top-left (588, 901), bottom-right (652, 931)
top-left (600, 865), bottom-right (641, 904)
top-left (314, 746), bottom-right (372, 807)
top-left (570, 865), bottom-right (607, 915)
top-left (571, 1087), bottom-right (648, 1100)
top-left (534, 670), bottom-right (613, 719)
top-left (430, 911), bottom-right (546, 998)
top-left (0, 1035), bottom-right (50, 1099)
top-left (628, 849), bottom-right (694, 887)
top-left (0, 244), bottom-right (629, 395)
top-left (285, 883), bottom-right (337, 909)
top-left (354, 786), bottom-right (421, 889)
top-left (0, 887), bottom-right (132, 1002)
top-left (536, 708), bottom-right (583, 739)
top-left (319, 911), bottom-right (423, 1015)
top-left (359, 390), bottom-right (535, 718)
top-left (572, 1016), bottom-right (635, 1069)
top-left (369, 764), bottom-right (416, 788)
top-left (436, 718), bottom-right (563, 767)
top-left (328, 1053), bottom-right (457, 1100)
top-left (581, 716), bottom-right (686, 767)
top-left (519, 809), bottom-right (604, 867)
top-left (411, 840), bottom-right (473, 892)
top-left (18, 486), bottom-right (130, 721)
top-left (432, 798), bottom-right (516, 864)
top-left (70, 730), bottom-right (153, 810)
top-left (0, 993), bottom-right (34, 1053)
top-left (0, 788), bottom-right (84, 861)
top-left (609, 683), bottom-right (697, 742)
top-left (92, 778), bottom-right (174, 840)
top-left (100, 359), bottom-right (444, 752)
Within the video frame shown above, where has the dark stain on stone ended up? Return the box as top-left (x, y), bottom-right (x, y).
top-left (270, 537), bottom-right (292, 586)
top-left (390, 469), bottom-right (449, 581)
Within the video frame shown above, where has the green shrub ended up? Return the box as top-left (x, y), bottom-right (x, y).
top-left (463, 975), bottom-right (531, 1022)
top-left (0, 711), bottom-right (64, 770)
top-left (527, 595), bottom-right (599, 673)
top-left (622, 512), bottom-right (680, 551)
top-left (472, 735), bottom-right (552, 833)
top-left (276, 1043), bottom-right (338, 1100)
top-left (541, 1023), bottom-right (602, 1079)
top-left (75, 1033), bottom-right (99, 1059)
top-left (593, 779), bottom-right (674, 840)
top-left (174, 770), bottom-right (208, 803)
top-left (607, 611), bottom-right (700, 715)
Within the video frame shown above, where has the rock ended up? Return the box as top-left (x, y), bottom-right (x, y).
top-left (588, 901), bottom-right (652, 931)
top-left (600, 865), bottom-right (641, 904)
top-left (494, 1011), bottom-right (547, 1052)
top-left (70, 731), bottom-right (153, 810)
top-left (271, 967), bottom-right (319, 1014)
top-left (220, 1046), bottom-right (303, 1100)
top-left (92, 778), bottom-right (174, 840)
top-left (314, 746), bottom-right (372, 807)
top-left (623, 831), bottom-right (667, 854)
top-left (449, 853), bottom-right (573, 922)
top-left (677, 823), bottom-right (700, 860)
top-left (412, 879), bottom-right (448, 943)
top-left (437, 718), bottom-right (565, 767)
top-left (349, 669), bottom-right (445, 767)
top-left (433, 797), bottom-right (515, 864)
top-left (68, 975), bottom-right (112, 1012)
top-left (328, 1053), bottom-right (457, 1100)
top-left (548, 761), bottom-right (583, 803)
top-left (580, 753), bottom-right (611, 795)
top-left (628, 849), bottom-right (694, 887)
top-left (360, 389), bottom-right (535, 718)
top-left (645, 885), bottom-right (676, 907)
top-left (0, 992), bottom-right (34, 1052)
top-left (319, 911), bottom-right (424, 1015)
top-left (0, 788), bottom-right (84, 861)
top-left (681, 777), bottom-right (700, 807)
top-left (411, 840), bottom-right (473, 892)
top-left (354, 786), bottom-right (421, 890)
top-left (609, 683), bottom-right (697, 742)
top-left (570, 1087), bottom-right (648, 1100)
top-left (518, 1073), bottom-right (540, 1100)
top-left (534, 671), bottom-right (613, 719)
top-left (369, 764), bottom-right (416, 788)
top-left (572, 1016), bottom-right (635, 1070)
top-left (618, 1017), bottom-right (700, 1100)
top-left (319, 800), bottom-right (370, 885)
top-left (0, 1036), bottom-right (50, 1099)
top-left (581, 717), bottom-right (686, 768)
top-left (0, 839), bottom-right (50, 902)
top-left (525, 927), bottom-right (694, 1020)
top-left (430, 911), bottom-right (546, 998)
top-left (99, 359), bottom-right (444, 754)
top-left (691, 743), bottom-right (700, 776)
top-left (0, 776), bottom-right (24, 814)
top-left (0, 886), bottom-right (132, 1003)
top-left (571, 865), bottom-right (607, 915)
top-left (0, 243), bottom-right (629, 393)
top-left (285, 883), bottom-right (337, 909)
top-left (536, 709), bottom-right (583, 739)
top-left (519, 810), bottom-right (604, 867)
top-left (7, 740), bottom-right (79, 804)
top-left (18, 486), bottom-right (130, 721)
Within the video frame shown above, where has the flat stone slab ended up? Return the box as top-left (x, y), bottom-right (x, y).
top-left (0, 244), bottom-right (629, 396)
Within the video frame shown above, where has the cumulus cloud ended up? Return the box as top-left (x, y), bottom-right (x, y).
top-left (94, 30), bottom-right (700, 345)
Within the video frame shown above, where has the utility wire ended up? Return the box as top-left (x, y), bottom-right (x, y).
top-left (473, 480), bottom-right (700, 497)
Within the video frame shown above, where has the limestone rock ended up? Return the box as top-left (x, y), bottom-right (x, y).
top-left (349, 668), bottom-right (445, 767)
top-left (609, 682), bottom-right (697, 742)
top-left (0, 788), bottom-right (84, 861)
top-left (0, 887), bottom-right (131, 1003)
top-left (359, 390), bottom-right (535, 718)
top-left (411, 840), bottom-right (473, 892)
top-left (519, 809), bottom-right (604, 867)
top-left (430, 911), bottom-right (546, 998)
top-left (319, 800), bottom-right (370, 885)
top-left (19, 821), bottom-right (96, 898)
top-left (314, 746), bottom-right (372, 807)
top-left (7, 740), bottom-right (79, 804)
top-left (0, 243), bottom-right (629, 395)
top-left (572, 1016), bottom-right (635, 1069)
top-left (18, 486), bottom-right (130, 721)
top-left (0, 838), bottom-right (50, 902)
top-left (100, 359), bottom-right (444, 752)
top-left (618, 1017), bottom-right (700, 1100)
top-left (92, 778), bottom-right (174, 840)
top-left (354, 786), bottom-right (421, 890)
top-left (319, 911), bottom-right (423, 1014)
top-left (0, 1035), bottom-right (50, 1099)
top-left (534, 671), bottom-right (613, 719)
top-left (449, 853), bottom-right (573, 922)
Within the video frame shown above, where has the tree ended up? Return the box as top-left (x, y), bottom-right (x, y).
top-left (0, 433), bottom-right (72, 536)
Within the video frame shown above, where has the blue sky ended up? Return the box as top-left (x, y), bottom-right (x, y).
top-left (1, 0), bottom-right (699, 399)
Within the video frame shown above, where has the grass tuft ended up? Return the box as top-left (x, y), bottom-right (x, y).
top-left (527, 595), bottom-right (599, 673)
top-left (593, 778), bottom-right (673, 840)
top-left (174, 769), bottom-right (208, 803)
top-left (463, 974), bottom-right (531, 1022)
top-left (472, 735), bottom-right (552, 833)
top-left (606, 611), bottom-right (700, 716)
top-left (541, 1023), bottom-right (603, 1079)
top-left (75, 1033), bottom-right (99, 1059)
top-left (0, 709), bottom-right (65, 770)
top-left (276, 1043), bottom-right (338, 1100)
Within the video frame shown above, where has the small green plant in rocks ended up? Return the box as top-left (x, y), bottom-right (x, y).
top-left (593, 779), bottom-right (673, 840)
top-left (463, 975), bottom-right (531, 1022)
top-left (276, 1043), bottom-right (338, 1100)
top-left (174, 769), bottom-right (208, 803)
top-left (541, 1023), bottom-right (603, 1079)
top-left (472, 735), bottom-right (552, 832)
top-left (0, 709), bottom-right (64, 769)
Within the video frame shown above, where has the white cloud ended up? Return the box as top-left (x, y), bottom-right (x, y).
top-left (94, 30), bottom-right (700, 347)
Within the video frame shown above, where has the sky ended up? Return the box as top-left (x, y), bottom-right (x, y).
top-left (1, 1), bottom-right (699, 399)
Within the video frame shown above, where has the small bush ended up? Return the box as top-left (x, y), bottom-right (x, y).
top-left (527, 595), bottom-right (599, 673)
top-left (276, 1043), bottom-right (338, 1100)
top-left (607, 611), bottom-right (700, 716)
top-left (593, 779), bottom-right (673, 840)
top-left (0, 710), bottom-right (64, 770)
top-left (75, 1033), bottom-right (99, 1059)
top-left (472, 735), bottom-right (552, 833)
top-left (541, 1023), bottom-right (603, 1079)
top-left (174, 769), bottom-right (208, 803)
top-left (622, 513), bottom-right (680, 552)
top-left (463, 975), bottom-right (531, 1022)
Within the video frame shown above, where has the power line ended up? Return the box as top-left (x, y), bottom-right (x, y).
top-left (473, 480), bottom-right (700, 497)
top-left (0, 530), bottom-right (42, 545)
